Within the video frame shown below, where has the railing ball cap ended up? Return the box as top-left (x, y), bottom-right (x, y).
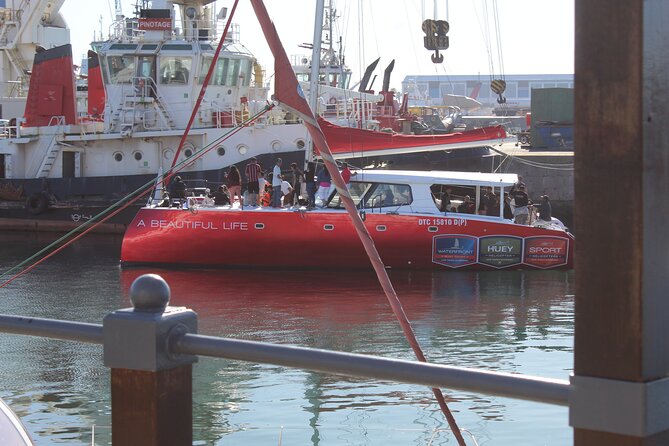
top-left (130, 274), bottom-right (170, 312)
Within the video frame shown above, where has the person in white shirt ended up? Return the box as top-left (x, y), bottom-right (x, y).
top-left (280, 180), bottom-right (293, 207)
top-left (272, 158), bottom-right (283, 208)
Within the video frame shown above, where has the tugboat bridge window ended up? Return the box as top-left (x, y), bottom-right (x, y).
top-left (198, 58), bottom-right (251, 87)
top-left (108, 55), bottom-right (136, 84)
top-left (159, 56), bottom-right (192, 84)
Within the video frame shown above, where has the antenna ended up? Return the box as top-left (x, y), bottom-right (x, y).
top-left (115, 0), bottom-right (123, 21)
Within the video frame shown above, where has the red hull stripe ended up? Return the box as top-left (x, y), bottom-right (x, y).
top-left (121, 209), bottom-right (574, 270)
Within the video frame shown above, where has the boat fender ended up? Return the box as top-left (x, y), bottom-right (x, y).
top-left (25, 192), bottom-right (49, 215)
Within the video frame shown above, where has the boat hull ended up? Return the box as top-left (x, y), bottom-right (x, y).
top-left (121, 208), bottom-right (574, 270)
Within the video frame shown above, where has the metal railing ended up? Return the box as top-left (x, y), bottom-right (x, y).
top-left (0, 273), bottom-right (570, 444)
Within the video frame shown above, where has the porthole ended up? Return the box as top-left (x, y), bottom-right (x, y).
top-left (113, 152), bottom-right (123, 162)
top-left (184, 148), bottom-right (193, 158)
top-left (271, 140), bottom-right (281, 152)
top-left (324, 224), bottom-right (334, 231)
top-left (217, 146), bottom-right (226, 156)
top-left (238, 145), bottom-right (249, 155)
top-left (163, 149), bottom-right (174, 160)
top-left (376, 225), bottom-right (387, 232)
top-left (133, 151), bottom-right (143, 161)
top-left (255, 223), bottom-right (265, 230)
top-left (428, 226), bottom-right (439, 232)
top-left (296, 139), bottom-right (306, 149)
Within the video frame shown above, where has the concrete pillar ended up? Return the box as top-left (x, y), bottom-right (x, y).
top-left (572, 0), bottom-right (669, 444)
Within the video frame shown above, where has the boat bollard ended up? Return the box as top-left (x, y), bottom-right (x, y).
top-left (103, 274), bottom-right (198, 446)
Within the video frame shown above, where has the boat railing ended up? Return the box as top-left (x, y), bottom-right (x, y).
top-left (0, 273), bottom-right (572, 444)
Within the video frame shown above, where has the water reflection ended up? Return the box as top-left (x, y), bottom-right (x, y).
top-left (0, 233), bottom-right (574, 445)
top-left (119, 267), bottom-right (574, 445)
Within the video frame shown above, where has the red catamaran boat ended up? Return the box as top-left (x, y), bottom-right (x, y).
top-left (121, 170), bottom-right (574, 270)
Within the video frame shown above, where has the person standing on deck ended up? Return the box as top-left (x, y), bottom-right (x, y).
top-left (305, 161), bottom-right (317, 209)
top-left (226, 165), bottom-right (243, 207)
top-left (537, 195), bottom-right (552, 222)
top-left (510, 184), bottom-right (530, 225)
top-left (290, 162), bottom-right (304, 205)
top-left (340, 162), bottom-right (355, 185)
top-left (244, 157), bottom-right (262, 206)
top-left (316, 163), bottom-right (331, 206)
top-left (272, 158), bottom-right (283, 208)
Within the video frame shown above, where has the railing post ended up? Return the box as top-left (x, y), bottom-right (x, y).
top-left (103, 274), bottom-right (198, 446)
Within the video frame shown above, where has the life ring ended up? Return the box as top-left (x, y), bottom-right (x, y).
top-left (328, 97), bottom-right (337, 105)
top-left (25, 192), bottom-right (49, 215)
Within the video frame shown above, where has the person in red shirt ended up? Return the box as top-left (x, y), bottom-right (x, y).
top-left (244, 157), bottom-right (262, 206)
top-left (340, 162), bottom-right (355, 184)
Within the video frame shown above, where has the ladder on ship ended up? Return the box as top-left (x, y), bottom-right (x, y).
top-left (110, 78), bottom-right (175, 133)
top-left (34, 116), bottom-right (66, 178)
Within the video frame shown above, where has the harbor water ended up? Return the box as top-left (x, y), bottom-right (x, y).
top-left (0, 232), bottom-right (574, 445)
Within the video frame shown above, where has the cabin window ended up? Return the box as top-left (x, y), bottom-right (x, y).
top-left (108, 55), bottom-right (136, 84)
top-left (159, 56), bottom-right (192, 84)
top-left (430, 184), bottom-right (478, 214)
top-left (99, 56), bottom-right (110, 85)
top-left (326, 181), bottom-right (372, 209)
top-left (198, 58), bottom-right (250, 87)
top-left (364, 183), bottom-right (412, 208)
top-left (199, 57), bottom-right (227, 85)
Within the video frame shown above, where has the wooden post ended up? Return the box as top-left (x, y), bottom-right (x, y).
top-left (111, 367), bottom-right (192, 446)
top-left (573, 0), bottom-right (669, 444)
top-left (103, 274), bottom-right (198, 446)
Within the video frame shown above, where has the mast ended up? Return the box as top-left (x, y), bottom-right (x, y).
top-left (305, 0), bottom-right (325, 164)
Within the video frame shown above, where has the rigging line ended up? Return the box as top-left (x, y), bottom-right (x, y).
top-left (250, 1), bottom-right (466, 443)
top-left (0, 106), bottom-right (274, 289)
top-left (481, 0), bottom-right (495, 81)
top-left (492, 0), bottom-right (505, 79)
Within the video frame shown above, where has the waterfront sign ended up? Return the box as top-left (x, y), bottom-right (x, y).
top-left (432, 235), bottom-right (477, 268)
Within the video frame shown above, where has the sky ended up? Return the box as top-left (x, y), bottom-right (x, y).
top-left (59, 0), bottom-right (574, 91)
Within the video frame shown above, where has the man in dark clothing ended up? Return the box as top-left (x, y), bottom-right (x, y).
top-left (537, 195), bottom-right (552, 221)
top-left (479, 187), bottom-right (498, 216)
top-left (457, 195), bottom-right (475, 214)
top-left (509, 185), bottom-right (531, 224)
top-left (211, 185), bottom-right (231, 205)
top-left (170, 176), bottom-right (186, 199)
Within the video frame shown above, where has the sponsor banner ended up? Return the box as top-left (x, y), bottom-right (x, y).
top-left (479, 236), bottom-right (523, 268)
top-left (523, 236), bottom-right (569, 268)
top-left (139, 18), bottom-right (172, 31)
top-left (432, 235), bottom-right (477, 268)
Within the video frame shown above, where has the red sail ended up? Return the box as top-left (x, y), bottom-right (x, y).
top-left (24, 44), bottom-right (77, 127)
